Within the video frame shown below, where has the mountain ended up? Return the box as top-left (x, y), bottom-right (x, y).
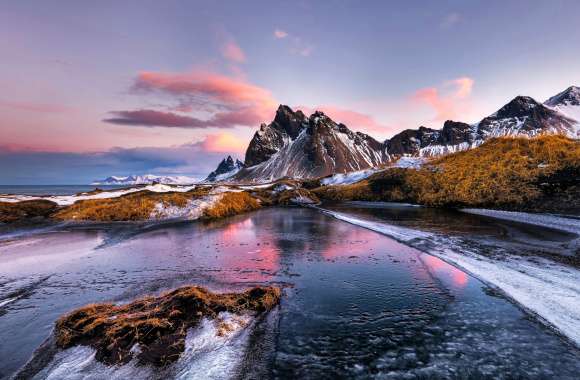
top-left (386, 92), bottom-right (579, 156)
top-left (92, 174), bottom-right (197, 185)
top-left (234, 105), bottom-right (388, 181)
top-left (205, 156), bottom-right (245, 182)
top-left (544, 85), bottom-right (580, 131)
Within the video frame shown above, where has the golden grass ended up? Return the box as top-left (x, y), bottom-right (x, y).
top-left (314, 135), bottom-right (580, 211)
top-left (202, 191), bottom-right (261, 219)
top-left (53, 188), bottom-right (211, 221)
top-left (55, 286), bottom-right (281, 366)
top-left (0, 200), bottom-right (58, 223)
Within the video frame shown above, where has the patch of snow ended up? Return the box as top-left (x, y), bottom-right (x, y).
top-left (150, 194), bottom-right (221, 221)
top-left (321, 168), bottom-right (378, 186)
top-left (273, 184), bottom-right (294, 193)
top-left (93, 174), bottom-right (198, 185)
top-left (391, 157), bottom-right (426, 169)
top-left (291, 195), bottom-right (316, 205)
top-left (320, 208), bottom-right (580, 347)
top-left (461, 209), bottom-right (580, 235)
top-left (31, 312), bottom-right (254, 380)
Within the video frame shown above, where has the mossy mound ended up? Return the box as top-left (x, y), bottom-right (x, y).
top-left (55, 286), bottom-right (281, 366)
top-left (0, 200), bottom-right (58, 223)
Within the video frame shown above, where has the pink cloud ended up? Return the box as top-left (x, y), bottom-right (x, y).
top-left (105, 69), bottom-right (278, 129)
top-left (298, 105), bottom-right (392, 134)
top-left (274, 29), bottom-right (288, 39)
top-left (447, 77), bottom-right (474, 98)
top-left (411, 77), bottom-right (475, 122)
top-left (201, 132), bottom-right (247, 153)
top-left (221, 40), bottom-right (246, 63)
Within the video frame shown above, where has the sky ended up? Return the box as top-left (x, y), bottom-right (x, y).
top-left (1, 0), bottom-right (579, 184)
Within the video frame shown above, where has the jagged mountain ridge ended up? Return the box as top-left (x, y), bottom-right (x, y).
top-left (235, 105), bottom-right (388, 181)
top-left (211, 86), bottom-right (579, 182)
top-left (544, 85), bottom-right (580, 126)
top-left (205, 156), bottom-right (245, 182)
top-left (385, 93), bottom-right (579, 156)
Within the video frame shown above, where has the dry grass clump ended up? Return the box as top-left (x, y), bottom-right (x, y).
top-left (277, 188), bottom-right (320, 205)
top-left (53, 188), bottom-right (211, 221)
top-left (55, 286), bottom-right (281, 366)
top-left (0, 200), bottom-right (58, 223)
top-left (313, 135), bottom-right (580, 212)
top-left (203, 192), bottom-right (260, 219)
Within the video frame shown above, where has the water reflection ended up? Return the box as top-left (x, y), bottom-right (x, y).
top-left (1, 207), bottom-right (579, 379)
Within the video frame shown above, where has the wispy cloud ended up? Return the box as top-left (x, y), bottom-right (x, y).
top-left (221, 40), bottom-right (246, 63)
top-left (272, 29), bottom-right (313, 57)
top-left (105, 69), bottom-right (277, 129)
top-left (273, 29), bottom-right (288, 39)
top-left (297, 105), bottom-right (392, 134)
top-left (0, 133), bottom-right (248, 184)
top-left (411, 76), bottom-right (475, 121)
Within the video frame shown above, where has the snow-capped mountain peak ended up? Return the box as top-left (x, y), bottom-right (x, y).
top-left (205, 155), bottom-right (245, 182)
top-left (92, 174), bottom-right (198, 185)
top-left (545, 86), bottom-right (580, 107)
top-left (235, 105), bottom-right (388, 181)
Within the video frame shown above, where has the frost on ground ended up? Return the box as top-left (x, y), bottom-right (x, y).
top-left (151, 194), bottom-right (222, 220)
top-left (320, 168), bottom-right (378, 186)
top-left (0, 184), bottom-right (197, 206)
top-left (30, 313), bottom-right (254, 380)
top-left (462, 208), bottom-right (580, 235)
top-left (320, 208), bottom-right (580, 347)
top-left (390, 156), bottom-right (426, 169)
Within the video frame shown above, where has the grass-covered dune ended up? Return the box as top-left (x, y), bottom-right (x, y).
top-left (0, 199), bottom-right (59, 223)
top-left (55, 285), bottom-right (281, 366)
top-left (314, 135), bottom-right (580, 213)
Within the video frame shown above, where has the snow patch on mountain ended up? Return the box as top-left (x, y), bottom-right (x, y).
top-left (93, 174), bottom-right (198, 185)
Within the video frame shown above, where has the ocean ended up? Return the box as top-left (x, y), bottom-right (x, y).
top-left (0, 185), bottom-right (128, 196)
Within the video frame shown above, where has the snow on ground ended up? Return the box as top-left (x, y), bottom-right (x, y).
top-left (31, 313), bottom-right (254, 380)
top-left (150, 194), bottom-right (221, 221)
top-left (320, 208), bottom-right (580, 347)
top-left (92, 174), bottom-right (199, 186)
top-left (320, 168), bottom-right (378, 186)
top-left (462, 208), bottom-right (580, 235)
top-left (0, 184), bottom-right (197, 206)
top-left (291, 195), bottom-right (317, 205)
top-left (390, 156), bottom-right (426, 169)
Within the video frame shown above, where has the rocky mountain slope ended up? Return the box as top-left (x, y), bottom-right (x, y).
top-left (544, 85), bottom-right (580, 126)
top-left (205, 156), bottom-right (245, 182)
top-left (234, 105), bottom-right (388, 181)
top-left (386, 92), bottom-right (579, 156)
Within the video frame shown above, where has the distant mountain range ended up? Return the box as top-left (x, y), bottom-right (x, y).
top-left (92, 174), bottom-right (198, 185)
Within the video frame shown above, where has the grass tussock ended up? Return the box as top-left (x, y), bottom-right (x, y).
top-left (54, 188), bottom-right (211, 221)
top-left (203, 191), bottom-right (261, 219)
top-left (55, 285), bottom-right (281, 366)
top-left (0, 200), bottom-right (58, 223)
top-left (314, 135), bottom-right (580, 212)
top-left (277, 188), bottom-right (320, 205)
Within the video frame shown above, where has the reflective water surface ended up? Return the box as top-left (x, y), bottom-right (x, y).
top-left (0, 207), bottom-right (578, 379)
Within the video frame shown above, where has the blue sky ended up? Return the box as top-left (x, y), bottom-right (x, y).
top-left (0, 0), bottom-right (578, 183)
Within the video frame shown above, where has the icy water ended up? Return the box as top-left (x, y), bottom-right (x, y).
top-left (0, 207), bottom-right (579, 379)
